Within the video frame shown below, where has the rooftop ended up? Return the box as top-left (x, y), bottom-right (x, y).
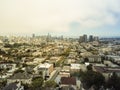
top-left (61, 77), bottom-right (76, 85)
top-left (8, 72), bottom-right (31, 79)
top-left (71, 64), bottom-right (80, 69)
top-left (38, 63), bottom-right (53, 68)
top-left (94, 66), bottom-right (120, 73)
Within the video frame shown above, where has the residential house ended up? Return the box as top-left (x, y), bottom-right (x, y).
top-left (7, 72), bottom-right (32, 84)
top-left (0, 63), bottom-right (16, 70)
top-left (34, 63), bottom-right (54, 79)
top-left (70, 64), bottom-right (81, 73)
top-left (59, 66), bottom-right (70, 77)
top-left (88, 55), bottom-right (101, 63)
top-left (93, 66), bottom-right (120, 80)
top-left (3, 82), bottom-right (24, 90)
top-left (60, 77), bottom-right (77, 90)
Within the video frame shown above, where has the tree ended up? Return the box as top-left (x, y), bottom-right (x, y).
top-left (80, 70), bottom-right (105, 90)
top-left (0, 49), bottom-right (6, 55)
top-left (22, 83), bottom-right (30, 90)
top-left (22, 63), bottom-right (28, 67)
top-left (0, 80), bottom-right (7, 89)
top-left (62, 48), bottom-right (71, 57)
top-left (31, 77), bottom-right (44, 90)
top-left (101, 56), bottom-right (105, 64)
top-left (44, 80), bottom-right (57, 88)
top-left (86, 64), bottom-right (93, 71)
top-left (84, 57), bottom-right (89, 62)
top-left (106, 72), bottom-right (120, 90)
top-left (55, 57), bottom-right (65, 67)
top-left (14, 69), bottom-right (24, 74)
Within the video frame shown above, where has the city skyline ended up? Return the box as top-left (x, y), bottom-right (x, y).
top-left (0, 0), bottom-right (120, 37)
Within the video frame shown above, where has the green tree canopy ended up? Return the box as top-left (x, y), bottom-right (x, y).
top-left (31, 76), bottom-right (44, 89)
top-left (14, 69), bottom-right (24, 74)
top-left (44, 80), bottom-right (57, 88)
top-left (84, 57), bottom-right (89, 62)
top-left (86, 64), bottom-right (93, 71)
top-left (80, 70), bottom-right (105, 90)
top-left (106, 72), bottom-right (120, 90)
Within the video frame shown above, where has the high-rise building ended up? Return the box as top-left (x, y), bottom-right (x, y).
top-left (32, 34), bottom-right (35, 38)
top-left (79, 34), bottom-right (99, 43)
top-left (79, 34), bottom-right (87, 43)
top-left (79, 36), bottom-right (83, 43)
top-left (89, 35), bottom-right (94, 42)
top-left (83, 34), bottom-right (87, 42)
top-left (46, 33), bottom-right (51, 42)
top-left (94, 36), bottom-right (99, 41)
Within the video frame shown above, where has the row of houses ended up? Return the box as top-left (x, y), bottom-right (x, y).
top-left (93, 65), bottom-right (120, 80)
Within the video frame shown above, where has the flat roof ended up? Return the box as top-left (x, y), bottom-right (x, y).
top-left (94, 66), bottom-right (120, 73)
top-left (71, 64), bottom-right (80, 69)
top-left (39, 63), bottom-right (52, 68)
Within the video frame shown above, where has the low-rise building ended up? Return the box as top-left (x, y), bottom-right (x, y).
top-left (93, 66), bottom-right (120, 80)
top-left (60, 77), bottom-right (77, 90)
top-left (0, 63), bottom-right (16, 70)
top-left (70, 64), bottom-right (81, 72)
top-left (88, 55), bottom-right (101, 63)
top-left (34, 63), bottom-right (54, 79)
top-left (3, 82), bottom-right (24, 90)
top-left (7, 72), bottom-right (32, 84)
top-left (59, 66), bottom-right (70, 77)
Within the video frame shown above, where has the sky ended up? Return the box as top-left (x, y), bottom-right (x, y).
top-left (0, 0), bottom-right (120, 37)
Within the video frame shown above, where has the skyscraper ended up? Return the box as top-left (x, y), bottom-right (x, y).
top-left (83, 34), bottom-right (87, 42)
top-left (79, 36), bottom-right (83, 43)
top-left (79, 34), bottom-right (87, 43)
top-left (89, 35), bottom-right (94, 42)
top-left (94, 36), bottom-right (99, 41)
top-left (32, 34), bottom-right (35, 38)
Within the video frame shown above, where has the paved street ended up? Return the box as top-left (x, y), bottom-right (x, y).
top-left (48, 67), bottom-right (61, 81)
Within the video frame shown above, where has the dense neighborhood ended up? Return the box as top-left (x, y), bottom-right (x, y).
top-left (0, 34), bottom-right (120, 90)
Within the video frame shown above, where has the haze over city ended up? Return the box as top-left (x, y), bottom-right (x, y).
top-left (0, 0), bottom-right (120, 37)
top-left (1, 1), bottom-right (120, 90)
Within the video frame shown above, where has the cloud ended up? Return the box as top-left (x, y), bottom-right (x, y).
top-left (0, 0), bottom-right (120, 35)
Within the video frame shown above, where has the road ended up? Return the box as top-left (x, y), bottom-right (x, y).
top-left (48, 67), bottom-right (61, 81)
